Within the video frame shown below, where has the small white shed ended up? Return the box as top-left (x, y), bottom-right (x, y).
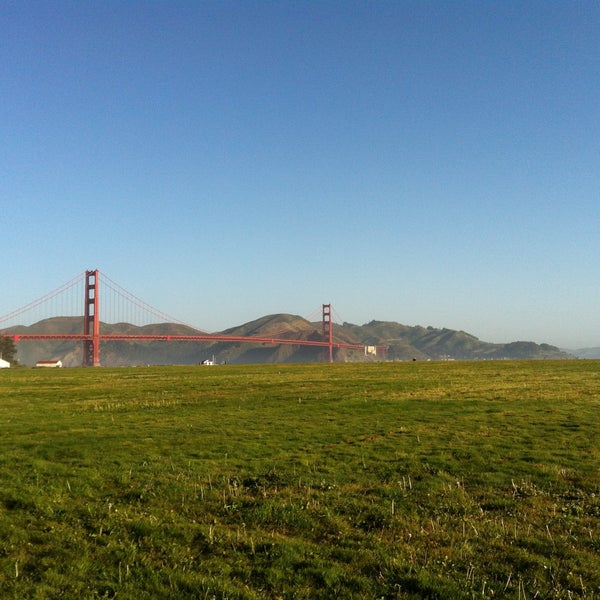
top-left (35, 360), bottom-right (63, 368)
top-left (0, 358), bottom-right (10, 369)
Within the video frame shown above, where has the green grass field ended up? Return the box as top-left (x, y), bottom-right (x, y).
top-left (0, 361), bottom-right (598, 599)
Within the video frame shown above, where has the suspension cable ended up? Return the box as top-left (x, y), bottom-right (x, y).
top-left (100, 273), bottom-right (209, 333)
top-left (0, 272), bottom-right (85, 327)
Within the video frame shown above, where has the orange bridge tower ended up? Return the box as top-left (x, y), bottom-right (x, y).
top-left (83, 269), bottom-right (100, 367)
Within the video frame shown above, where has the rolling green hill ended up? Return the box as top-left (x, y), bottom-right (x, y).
top-left (342, 320), bottom-right (572, 361)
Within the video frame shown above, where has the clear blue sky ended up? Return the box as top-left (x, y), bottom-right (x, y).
top-left (2, 1), bottom-right (599, 348)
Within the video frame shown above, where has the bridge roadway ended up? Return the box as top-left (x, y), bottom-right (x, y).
top-left (9, 332), bottom-right (381, 353)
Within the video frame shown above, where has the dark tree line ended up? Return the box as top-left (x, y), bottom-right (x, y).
top-left (0, 336), bottom-right (17, 364)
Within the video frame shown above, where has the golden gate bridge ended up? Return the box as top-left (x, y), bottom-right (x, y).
top-left (0, 270), bottom-right (386, 366)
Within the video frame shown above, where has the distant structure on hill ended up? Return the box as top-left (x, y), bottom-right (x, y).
top-left (0, 358), bottom-right (10, 368)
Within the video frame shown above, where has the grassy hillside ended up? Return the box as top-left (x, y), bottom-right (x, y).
top-left (342, 320), bottom-right (571, 360)
top-left (0, 361), bottom-right (598, 598)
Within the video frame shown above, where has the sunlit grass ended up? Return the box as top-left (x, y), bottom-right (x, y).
top-left (0, 361), bottom-right (598, 598)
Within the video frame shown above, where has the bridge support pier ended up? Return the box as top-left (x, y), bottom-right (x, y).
top-left (322, 304), bottom-right (333, 363)
top-left (83, 269), bottom-right (101, 367)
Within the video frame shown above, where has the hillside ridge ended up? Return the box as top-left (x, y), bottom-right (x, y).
top-left (5, 314), bottom-right (572, 366)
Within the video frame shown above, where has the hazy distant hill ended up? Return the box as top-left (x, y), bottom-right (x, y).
top-left (571, 347), bottom-right (600, 359)
top-left (6, 315), bottom-right (572, 366)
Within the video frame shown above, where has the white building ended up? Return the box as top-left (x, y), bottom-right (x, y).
top-left (0, 358), bottom-right (10, 369)
top-left (35, 360), bottom-right (63, 368)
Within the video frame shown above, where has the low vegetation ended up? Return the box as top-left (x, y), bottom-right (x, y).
top-left (0, 361), bottom-right (598, 598)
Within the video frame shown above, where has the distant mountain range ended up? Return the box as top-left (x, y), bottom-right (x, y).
top-left (571, 347), bottom-right (600, 359)
top-left (6, 315), bottom-right (575, 366)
